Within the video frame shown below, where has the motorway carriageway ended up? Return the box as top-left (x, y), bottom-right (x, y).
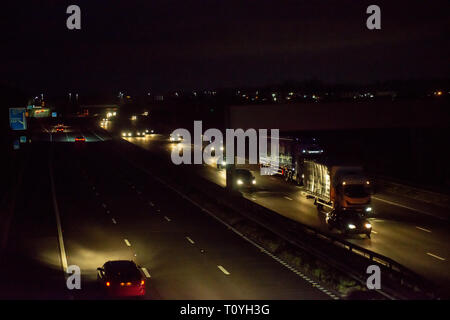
top-left (116, 129), bottom-right (450, 293)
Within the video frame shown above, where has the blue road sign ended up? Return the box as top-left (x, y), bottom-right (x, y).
top-left (52, 112), bottom-right (57, 118)
top-left (9, 108), bottom-right (27, 130)
top-left (20, 136), bottom-right (27, 143)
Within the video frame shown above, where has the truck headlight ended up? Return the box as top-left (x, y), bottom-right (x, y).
top-left (128, 132), bottom-right (132, 136)
top-left (170, 137), bottom-right (174, 141)
top-left (122, 132), bottom-right (126, 137)
top-left (237, 179), bottom-right (243, 185)
top-left (365, 223), bottom-right (372, 229)
top-left (252, 179), bottom-right (256, 185)
top-left (348, 224), bottom-right (356, 229)
top-left (365, 207), bottom-right (372, 212)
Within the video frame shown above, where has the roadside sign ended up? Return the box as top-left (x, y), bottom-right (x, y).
top-left (52, 112), bottom-right (57, 118)
top-left (20, 136), bottom-right (27, 143)
top-left (9, 108), bottom-right (27, 130)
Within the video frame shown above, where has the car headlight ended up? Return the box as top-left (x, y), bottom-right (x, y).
top-left (122, 132), bottom-right (126, 136)
top-left (128, 132), bottom-right (131, 136)
top-left (365, 223), bottom-right (372, 229)
top-left (365, 207), bottom-right (372, 212)
top-left (222, 161), bottom-right (226, 165)
top-left (348, 224), bottom-right (356, 229)
top-left (211, 147), bottom-right (215, 151)
top-left (220, 146), bottom-right (224, 151)
top-left (145, 129), bottom-right (149, 133)
top-left (170, 137), bottom-right (174, 141)
top-left (252, 179), bottom-right (256, 185)
top-left (151, 130), bottom-right (154, 133)
top-left (237, 179), bottom-right (243, 185)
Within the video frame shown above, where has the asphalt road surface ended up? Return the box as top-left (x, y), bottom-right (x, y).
top-left (0, 118), bottom-right (330, 300)
top-left (112, 125), bottom-right (449, 293)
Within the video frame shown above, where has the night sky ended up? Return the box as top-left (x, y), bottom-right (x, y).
top-left (1, 0), bottom-right (449, 94)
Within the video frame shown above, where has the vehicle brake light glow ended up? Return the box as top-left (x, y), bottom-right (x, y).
top-left (106, 282), bottom-right (110, 287)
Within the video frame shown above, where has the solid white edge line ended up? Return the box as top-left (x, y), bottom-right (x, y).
top-left (372, 196), bottom-right (446, 221)
top-left (112, 218), bottom-right (117, 224)
top-left (164, 216), bottom-right (171, 222)
top-left (218, 265), bottom-right (230, 275)
top-left (284, 196), bottom-right (293, 201)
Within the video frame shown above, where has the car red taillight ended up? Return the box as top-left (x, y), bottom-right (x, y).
top-left (106, 282), bottom-right (110, 287)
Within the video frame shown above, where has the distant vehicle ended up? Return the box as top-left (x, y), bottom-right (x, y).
top-left (74, 136), bottom-right (86, 143)
top-left (97, 260), bottom-right (146, 297)
top-left (145, 129), bottom-right (154, 135)
top-left (169, 133), bottom-right (183, 142)
top-left (259, 136), bottom-right (324, 184)
top-left (121, 130), bottom-right (146, 137)
top-left (303, 159), bottom-right (373, 215)
top-left (326, 210), bottom-right (372, 238)
top-left (55, 126), bottom-right (64, 133)
top-left (234, 169), bottom-right (256, 187)
top-left (217, 155), bottom-right (227, 169)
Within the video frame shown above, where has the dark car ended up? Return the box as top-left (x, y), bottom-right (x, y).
top-left (326, 210), bottom-right (372, 238)
top-left (97, 260), bottom-right (146, 297)
top-left (234, 169), bottom-right (256, 187)
top-left (55, 126), bottom-right (64, 133)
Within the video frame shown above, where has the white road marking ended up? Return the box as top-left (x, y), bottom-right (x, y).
top-left (416, 226), bottom-right (431, 233)
top-left (164, 216), bottom-right (171, 222)
top-left (371, 230), bottom-right (378, 234)
top-left (124, 239), bottom-right (131, 247)
top-left (186, 236), bottom-right (195, 244)
top-left (426, 253), bottom-right (445, 261)
top-left (112, 218), bottom-right (117, 224)
top-left (141, 267), bottom-right (151, 278)
top-left (149, 201), bottom-right (155, 207)
top-left (217, 265), bottom-right (230, 275)
top-left (284, 196), bottom-right (293, 201)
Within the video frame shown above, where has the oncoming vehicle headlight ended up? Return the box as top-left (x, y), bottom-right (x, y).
top-left (222, 161), bottom-right (226, 165)
top-left (365, 207), bottom-right (372, 212)
top-left (220, 146), bottom-right (224, 151)
top-left (145, 129), bottom-right (149, 133)
top-left (237, 179), bottom-right (243, 185)
top-left (365, 223), bottom-right (372, 229)
top-left (252, 179), bottom-right (256, 185)
top-left (122, 132), bottom-right (126, 137)
top-left (170, 137), bottom-right (174, 141)
top-left (128, 132), bottom-right (132, 137)
top-left (151, 130), bottom-right (154, 133)
top-left (348, 224), bottom-right (356, 229)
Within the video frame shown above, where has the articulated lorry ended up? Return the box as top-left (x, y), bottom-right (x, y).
top-left (303, 159), bottom-right (373, 215)
top-left (259, 136), bottom-right (323, 184)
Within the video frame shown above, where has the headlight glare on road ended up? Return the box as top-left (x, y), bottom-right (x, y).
top-left (365, 223), bottom-right (372, 229)
top-left (348, 224), bottom-right (356, 229)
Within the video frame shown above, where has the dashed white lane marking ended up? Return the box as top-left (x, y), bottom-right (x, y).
top-left (426, 252), bottom-right (445, 261)
top-left (371, 230), bottom-right (378, 234)
top-left (124, 239), bottom-right (131, 247)
top-left (217, 265), bottom-right (230, 275)
top-left (164, 216), bottom-right (171, 222)
top-left (112, 218), bottom-right (117, 224)
top-left (186, 236), bottom-right (195, 244)
top-left (372, 196), bottom-right (445, 221)
top-left (141, 267), bottom-right (151, 278)
top-left (416, 226), bottom-right (431, 233)
top-left (284, 196), bottom-right (293, 201)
